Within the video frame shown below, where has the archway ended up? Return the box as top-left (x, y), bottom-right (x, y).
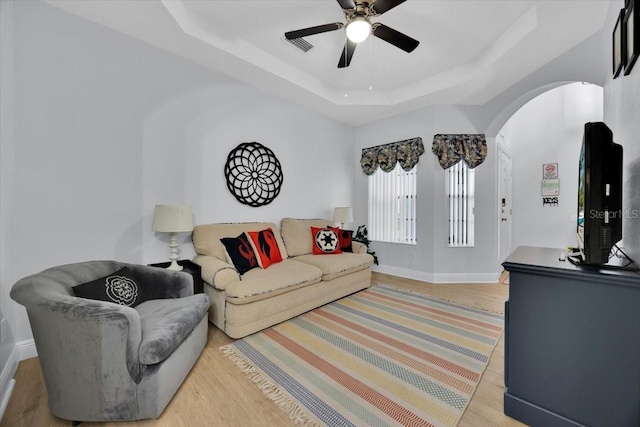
top-left (492, 82), bottom-right (604, 262)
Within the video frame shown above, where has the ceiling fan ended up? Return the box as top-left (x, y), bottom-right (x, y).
top-left (285, 0), bottom-right (419, 68)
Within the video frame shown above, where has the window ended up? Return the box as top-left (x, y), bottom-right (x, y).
top-left (447, 162), bottom-right (475, 246)
top-left (368, 163), bottom-right (417, 244)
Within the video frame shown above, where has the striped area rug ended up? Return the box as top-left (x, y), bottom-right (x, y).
top-left (221, 285), bottom-right (504, 427)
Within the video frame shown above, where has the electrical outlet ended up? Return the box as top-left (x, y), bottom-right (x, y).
top-left (1, 318), bottom-right (5, 344)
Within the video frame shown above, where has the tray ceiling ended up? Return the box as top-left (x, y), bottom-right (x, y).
top-left (45, 0), bottom-right (611, 126)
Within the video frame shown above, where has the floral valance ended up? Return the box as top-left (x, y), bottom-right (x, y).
top-left (431, 134), bottom-right (487, 170)
top-left (360, 137), bottom-right (424, 175)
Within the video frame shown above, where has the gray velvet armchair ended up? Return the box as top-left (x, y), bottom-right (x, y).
top-left (10, 260), bottom-right (209, 423)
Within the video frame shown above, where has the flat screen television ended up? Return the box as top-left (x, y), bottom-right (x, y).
top-left (576, 122), bottom-right (623, 265)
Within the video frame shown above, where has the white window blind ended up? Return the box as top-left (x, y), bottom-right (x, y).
top-left (448, 162), bottom-right (475, 246)
top-left (368, 164), bottom-right (417, 244)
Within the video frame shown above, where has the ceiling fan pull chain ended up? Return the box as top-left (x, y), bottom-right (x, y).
top-left (369, 35), bottom-right (373, 91)
top-left (344, 35), bottom-right (349, 98)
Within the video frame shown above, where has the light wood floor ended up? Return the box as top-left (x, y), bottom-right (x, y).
top-left (1, 272), bottom-right (525, 427)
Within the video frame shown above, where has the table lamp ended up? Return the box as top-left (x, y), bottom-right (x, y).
top-left (333, 207), bottom-right (353, 228)
top-left (152, 205), bottom-right (194, 271)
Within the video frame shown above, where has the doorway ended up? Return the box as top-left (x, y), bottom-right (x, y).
top-left (497, 144), bottom-right (513, 264)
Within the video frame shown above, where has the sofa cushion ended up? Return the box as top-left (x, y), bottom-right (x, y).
top-left (193, 222), bottom-right (288, 261)
top-left (246, 228), bottom-right (283, 269)
top-left (136, 294), bottom-right (209, 365)
top-left (311, 226), bottom-right (342, 255)
top-left (225, 259), bottom-right (321, 305)
top-left (292, 253), bottom-right (374, 281)
top-left (281, 218), bottom-right (336, 257)
top-left (221, 233), bottom-right (259, 275)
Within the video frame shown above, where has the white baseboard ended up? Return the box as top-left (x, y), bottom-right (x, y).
top-left (431, 272), bottom-right (502, 283)
top-left (16, 339), bottom-right (36, 361)
top-left (0, 379), bottom-right (15, 423)
top-left (0, 339), bottom-right (38, 421)
top-left (373, 264), bottom-right (436, 283)
top-left (373, 264), bottom-right (501, 284)
top-left (0, 345), bottom-right (19, 422)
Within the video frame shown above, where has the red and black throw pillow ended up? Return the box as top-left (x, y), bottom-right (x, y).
top-left (311, 226), bottom-right (342, 255)
top-left (326, 225), bottom-right (353, 252)
top-left (338, 229), bottom-right (353, 253)
top-left (246, 228), bottom-right (283, 269)
top-left (221, 233), bottom-right (259, 274)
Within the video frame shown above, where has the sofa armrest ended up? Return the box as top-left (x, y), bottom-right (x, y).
top-left (352, 241), bottom-right (368, 254)
top-left (193, 255), bottom-right (240, 290)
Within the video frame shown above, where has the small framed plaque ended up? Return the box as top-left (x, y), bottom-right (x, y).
top-left (625, 0), bottom-right (638, 75)
top-left (613, 8), bottom-right (626, 78)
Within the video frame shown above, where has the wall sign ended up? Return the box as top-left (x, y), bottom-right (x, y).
top-left (224, 142), bottom-right (283, 207)
top-left (542, 163), bottom-right (559, 205)
top-left (543, 163), bottom-right (558, 179)
top-left (542, 179), bottom-right (559, 196)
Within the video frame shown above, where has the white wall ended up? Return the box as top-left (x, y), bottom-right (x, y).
top-left (603, 4), bottom-right (640, 262)
top-left (2, 0), bottom-right (353, 352)
top-left (0, 0), bottom-right (18, 415)
top-left (353, 106), bottom-right (499, 283)
top-left (141, 83), bottom-right (354, 263)
top-left (507, 82), bottom-right (603, 250)
top-left (354, 108), bottom-right (436, 281)
top-left (431, 108), bottom-right (499, 281)
top-left (350, 12), bottom-right (614, 284)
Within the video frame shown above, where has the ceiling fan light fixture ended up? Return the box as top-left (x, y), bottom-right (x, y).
top-left (345, 17), bottom-right (371, 43)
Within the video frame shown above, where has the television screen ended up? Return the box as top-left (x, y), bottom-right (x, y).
top-left (576, 122), bottom-right (623, 265)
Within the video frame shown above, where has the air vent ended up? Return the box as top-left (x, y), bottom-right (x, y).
top-left (285, 37), bottom-right (314, 53)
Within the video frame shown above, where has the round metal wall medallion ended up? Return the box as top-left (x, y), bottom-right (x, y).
top-left (224, 142), bottom-right (283, 207)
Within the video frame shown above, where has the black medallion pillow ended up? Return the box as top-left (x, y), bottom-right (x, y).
top-left (72, 267), bottom-right (146, 307)
top-left (221, 233), bottom-right (259, 274)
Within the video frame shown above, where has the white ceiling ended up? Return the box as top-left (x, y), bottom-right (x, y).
top-left (46, 0), bottom-right (612, 126)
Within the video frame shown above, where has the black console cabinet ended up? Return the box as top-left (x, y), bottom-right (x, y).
top-left (503, 246), bottom-right (640, 427)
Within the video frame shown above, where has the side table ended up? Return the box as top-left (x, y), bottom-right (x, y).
top-left (148, 259), bottom-right (203, 294)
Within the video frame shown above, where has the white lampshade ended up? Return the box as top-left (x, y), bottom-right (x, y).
top-left (345, 17), bottom-right (371, 43)
top-left (333, 207), bottom-right (354, 225)
top-left (152, 205), bottom-right (194, 271)
top-left (152, 205), bottom-right (193, 233)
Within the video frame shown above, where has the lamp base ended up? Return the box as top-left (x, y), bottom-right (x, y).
top-left (166, 260), bottom-right (183, 271)
top-left (166, 232), bottom-right (183, 271)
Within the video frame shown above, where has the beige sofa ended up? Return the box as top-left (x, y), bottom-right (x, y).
top-left (192, 218), bottom-right (374, 338)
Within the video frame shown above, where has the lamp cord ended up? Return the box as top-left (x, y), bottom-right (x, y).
top-left (369, 34), bottom-right (373, 90)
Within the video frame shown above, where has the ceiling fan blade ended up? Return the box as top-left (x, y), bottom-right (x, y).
top-left (336, 0), bottom-right (356, 10)
top-left (372, 23), bottom-right (419, 52)
top-left (371, 0), bottom-right (406, 15)
top-left (337, 40), bottom-right (357, 68)
top-left (285, 23), bottom-right (344, 40)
